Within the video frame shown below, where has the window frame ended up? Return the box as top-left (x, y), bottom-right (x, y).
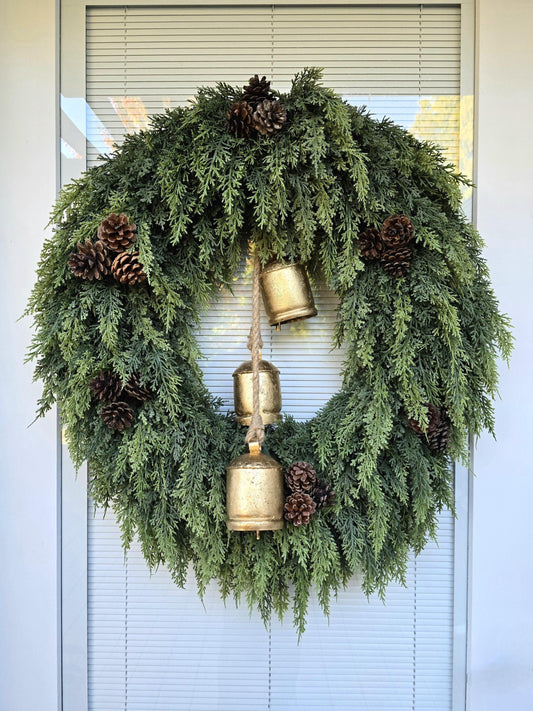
top-left (59, 2), bottom-right (475, 709)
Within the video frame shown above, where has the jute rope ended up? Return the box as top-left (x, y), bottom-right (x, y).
top-left (245, 252), bottom-right (265, 446)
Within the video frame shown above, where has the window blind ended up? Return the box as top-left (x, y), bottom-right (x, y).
top-left (89, 506), bottom-right (453, 710)
top-left (86, 5), bottom-right (461, 165)
top-left (85, 5), bottom-right (461, 710)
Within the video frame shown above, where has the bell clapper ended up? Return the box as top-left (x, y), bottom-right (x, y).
top-left (256, 530), bottom-right (260, 540)
top-left (276, 323), bottom-right (281, 332)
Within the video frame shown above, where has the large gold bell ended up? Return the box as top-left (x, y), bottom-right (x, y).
top-left (226, 441), bottom-right (284, 534)
top-left (260, 260), bottom-right (317, 328)
top-left (233, 360), bottom-right (282, 425)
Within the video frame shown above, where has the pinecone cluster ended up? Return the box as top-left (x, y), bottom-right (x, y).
top-left (358, 214), bottom-right (415, 277)
top-left (68, 213), bottom-right (146, 286)
top-left (406, 403), bottom-right (451, 453)
top-left (227, 75), bottom-right (287, 139)
top-left (283, 461), bottom-right (335, 526)
top-left (89, 369), bottom-right (152, 431)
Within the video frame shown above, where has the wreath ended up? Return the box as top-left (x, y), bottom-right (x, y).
top-left (27, 69), bottom-right (512, 634)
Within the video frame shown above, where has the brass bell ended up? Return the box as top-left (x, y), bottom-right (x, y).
top-left (233, 360), bottom-right (282, 426)
top-left (260, 260), bottom-right (317, 328)
top-left (226, 441), bottom-right (284, 535)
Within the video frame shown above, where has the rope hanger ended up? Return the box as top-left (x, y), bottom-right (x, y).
top-left (245, 251), bottom-right (265, 448)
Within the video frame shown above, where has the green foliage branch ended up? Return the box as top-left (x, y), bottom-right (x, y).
top-left (26, 69), bottom-right (512, 634)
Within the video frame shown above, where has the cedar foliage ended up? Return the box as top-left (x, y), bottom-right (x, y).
top-left (26, 69), bottom-right (512, 634)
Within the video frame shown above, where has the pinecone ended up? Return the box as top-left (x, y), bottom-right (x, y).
top-left (89, 370), bottom-right (123, 402)
top-left (68, 239), bottom-right (111, 280)
top-left (111, 251), bottom-right (147, 285)
top-left (359, 227), bottom-right (384, 261)
top-left (406, 403), bottom-right (441, 436)
top-left (285, 461), bottom-right (317, 493)
top-left (381, 214), bottom-right (415, 248)
top-left (123, 373), bottom-right (151, 402)
top-left (97, 213), bottom-right (137, 252)
top-left (226, 101), bottom-right (254, 138)
top-left (427, 409), bottom-right (451, 453)
top-left (312, 479), bottom-right (336, 510)
top-left (100, 401), bottom-right (134, 431)
top-left (252, 99), bottom-right (287, 136)
top-left (284, 493), bottom-right (317, 526)
top-left (242, 75), bottom-right (275, 107)
top-left (380, 245), bottom-right (412, 277)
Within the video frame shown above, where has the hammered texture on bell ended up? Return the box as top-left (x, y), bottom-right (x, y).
top-left (226, 447), bottom-right (284, 532)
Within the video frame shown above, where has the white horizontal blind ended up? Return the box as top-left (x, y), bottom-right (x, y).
top-left (86, 5), bottom-right (461, 710)
top-left (89, 506), bottom-right (453, 710)
top-left (86, 5), bottom-right (461, 165)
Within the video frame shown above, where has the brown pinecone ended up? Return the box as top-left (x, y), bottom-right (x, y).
top-left (380, 245), bottom-right (412, 277)
top-left (97, 213), bottom-right (137, 252)
top-left (427, 409), bottom-right (451, 453)
top-left (285, 461), bottom-right (317, 493)
top-left (89, 370), bottom-right (123, 402)
top-left (111, 251), bottom-right (147, 285)
top-left (68, 239), bottom-right (111, 280)
top-left (406, 403), bottom-right (441, 436)
top-left (242, 75), bottom-right (275, 107)
top-left (381, 214), bottom-right (415, 248)
top-left (284, 493), bottom-right (317, 526)
top-left (252, 99), bottom-right (287, 136)
top-left (226, 101), bottom-right (254, 138)
top-left (123, 373), bottom-right (151, 402)
top-left (359, 227), bottom-right (384, 261)
top-left (312, 479), bottom-right (336, 510)
top-left (100, 401), bottom-right (134, 431)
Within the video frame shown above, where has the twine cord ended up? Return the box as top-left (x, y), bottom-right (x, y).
top-left (245, 251), bottom-right (265, 446)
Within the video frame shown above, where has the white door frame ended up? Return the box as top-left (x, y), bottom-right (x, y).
top-left (58, 2), bottom-right (476, 709)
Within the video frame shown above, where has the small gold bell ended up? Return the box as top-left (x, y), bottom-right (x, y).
top-left (233, 360), bottom-right (282, 426)
top-left (226, 441), bottom-right (284, 534)
top-left (260, 260), bottom-right (317, 328)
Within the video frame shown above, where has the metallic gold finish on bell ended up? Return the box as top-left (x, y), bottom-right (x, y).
top-left (233, 360), bottom-right (282, 426)
top-left (260, 260), bottom-right (317, 327)
top-left (226, 441), bottom-right (284, 532)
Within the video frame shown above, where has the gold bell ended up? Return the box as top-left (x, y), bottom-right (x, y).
top-left (260, 260), bottom-right (317, 328)
top-left (233, 360), bottom-right (282, 426)
top-left (226, 441), bottom-right (284, 535)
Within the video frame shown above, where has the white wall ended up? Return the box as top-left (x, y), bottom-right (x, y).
top-left (0, 1), bottom-right (59, 711)
top-left (470, 1), bottom-right (533, 709)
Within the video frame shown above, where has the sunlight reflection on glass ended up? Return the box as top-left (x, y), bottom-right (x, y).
top-left (345, 94), bottom-right (473, 203)
top-left (60, 138), bottom-right (82, 160)
top-left (109, 97), bottom-right (150, 133)
top-left (61, 95), bottom-right (114, 153)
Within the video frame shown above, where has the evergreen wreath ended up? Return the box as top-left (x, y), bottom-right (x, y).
top-left (26, 69), bottom-right (512, 634)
